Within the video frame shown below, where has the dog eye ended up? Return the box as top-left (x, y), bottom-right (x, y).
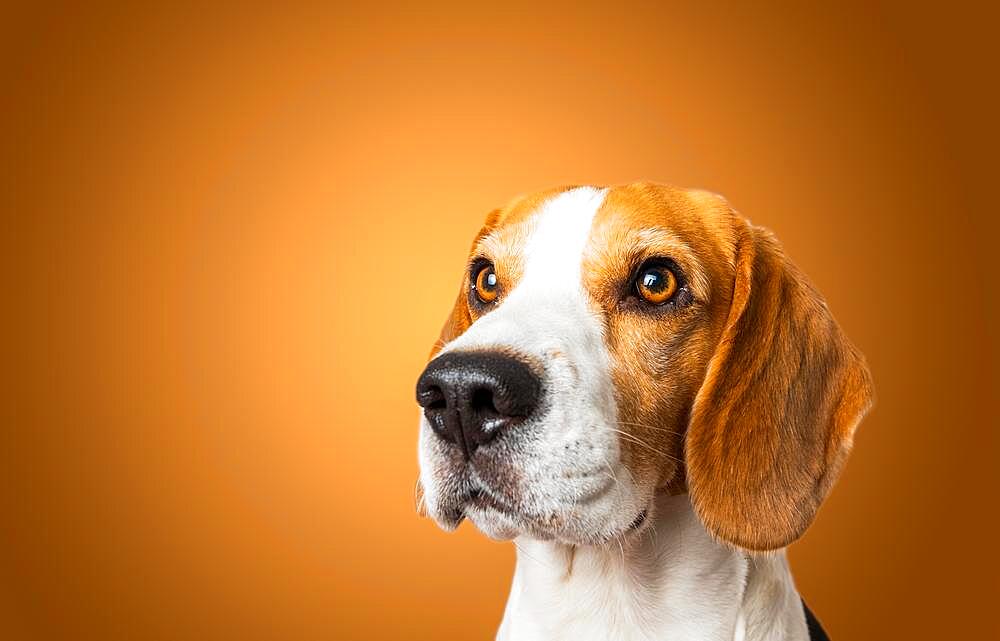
top-left (473, 262), bottom-right (499, 304)
top-left (635, 264), bottom-right (678, 305)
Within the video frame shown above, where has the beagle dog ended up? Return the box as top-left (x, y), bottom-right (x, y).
top-left (415, 183), bottom-right (873, 641)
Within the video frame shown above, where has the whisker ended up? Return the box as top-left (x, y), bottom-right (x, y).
top-left (599, 454), bottom-right (620, 485)
top-left (611, 429), bottom-right (684, 464)
top-left (414, 479), bottom-right (427, 515)
top-left (616, 421), bottom-right (683, 437)
top-left (608, 428), bottom-right (681, 462)
top-left (643, 520), bottom-right (657, 547)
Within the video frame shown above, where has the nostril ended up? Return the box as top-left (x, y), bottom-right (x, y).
top-left (469, 387), bottom-right (499, 417)
top-left (416, 350), bottom-right (541, 457)
top-left (417, 384), bottom-right (448, 411)
top-left (426, 387), bottom-right (447, 411)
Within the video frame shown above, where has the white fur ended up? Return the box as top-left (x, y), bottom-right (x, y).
top-left (497, 494), bottom-right (810, 641)
top-left (421, 187), bottom-right (647, 543)
top-left (418, 187), bottom-right (813, 640)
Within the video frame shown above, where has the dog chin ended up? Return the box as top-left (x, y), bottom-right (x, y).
top-left (427, 480), bottom-right (653, 546)
top-left (431, 494), bottom-right (556, 542)
top-left (463, 506), bottom-right (524, 540)
top-left (463, 503), bottom-right (647, 546)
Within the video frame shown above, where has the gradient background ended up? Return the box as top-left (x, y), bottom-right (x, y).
top-left (2, 2), bottom-right (997, 640)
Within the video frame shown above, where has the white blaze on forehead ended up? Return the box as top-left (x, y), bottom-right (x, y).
top-left (441, 186), bottom-right (615, 420)
top-left (426, 186), bottom-right (644, 542)
top-left (519, 186), bottom-right (608, 291)
top-left (445, 186), bottom-right (610, 354)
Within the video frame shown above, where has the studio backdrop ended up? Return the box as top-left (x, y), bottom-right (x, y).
top-left (2, 3), bottom-right (996, 640)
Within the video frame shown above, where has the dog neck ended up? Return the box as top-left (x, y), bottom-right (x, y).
top-left (497, 494), bottom-right (810, 641)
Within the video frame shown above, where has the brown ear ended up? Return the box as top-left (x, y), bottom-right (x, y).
top-left (686, 220), bottom-right (874, 551)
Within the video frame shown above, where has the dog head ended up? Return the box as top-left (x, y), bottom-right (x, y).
top-left (415, 183), bottom-right (873, 551)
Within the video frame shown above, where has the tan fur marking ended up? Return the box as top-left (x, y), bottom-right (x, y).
top-left (425, 181), bottom-right (874, 552)
top-left (579, 182), bottom-right (872, 550)
top-left (582, 183), bottom-right (739, 497)
top-left (685, 221), bottom-right (874, 550)
top-left (432, 186), bottom-right (579, 353)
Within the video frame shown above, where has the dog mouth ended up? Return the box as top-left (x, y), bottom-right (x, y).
top-left (452, 484), bottom-right (563, 540)
top-left (443, 481), bottom-right (650, 545)
top-left (465, 487), bottom-right (498, 512)
top-left (423, 440), bottom-right (650, 543)
top-left (628, 509), bottom-right (648, 530)
top-left (462, 486), bottom-right (525, 521)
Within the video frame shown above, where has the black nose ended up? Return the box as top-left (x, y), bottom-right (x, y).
top-left (416, 350), bottom-right (541, 459)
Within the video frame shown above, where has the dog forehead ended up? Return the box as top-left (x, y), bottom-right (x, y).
top-left (475, 186), bottom-right (604, 281)
top-left (579, 184), bottom-right (734, 295)
top-left (473, 183), bottom-right (737, 298)
top-left (451, 187), bottom-right (611, 365)
top-left (591, 183), bottom-right (737, 254)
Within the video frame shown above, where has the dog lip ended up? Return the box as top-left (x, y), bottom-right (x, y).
top-left (577, 478), bottom-right (616, 505)
top-left (466, 489), bottom-right (516, 516)
top-left (628, 509), bottom-right (648, 530)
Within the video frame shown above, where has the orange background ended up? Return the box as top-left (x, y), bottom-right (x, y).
top-left (2, 3), bottom-right (997, 640)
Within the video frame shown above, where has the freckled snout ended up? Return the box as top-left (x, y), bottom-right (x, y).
top-left (416, 351), bottom-right (541, 460)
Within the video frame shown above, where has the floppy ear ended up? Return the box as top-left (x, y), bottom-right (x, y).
top-left (686, 220), bottom-right (874, 551)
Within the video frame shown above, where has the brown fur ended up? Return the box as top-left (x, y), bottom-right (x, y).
top-left (423, 182), bottom-right (874, 551)
top-left (583, 185), bottom-right (739, 503)
top-left (686, 218), bottom-right (874, 550)
top-left (431, 186), bottom-right (576, 356)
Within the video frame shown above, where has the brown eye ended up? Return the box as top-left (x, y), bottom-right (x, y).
top-left (473, 263), bottom-right (499, 303)
top-left (636, 264), bottom-right (678, 305)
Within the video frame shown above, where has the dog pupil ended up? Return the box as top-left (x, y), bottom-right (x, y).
top-left (643, 271), bottom-right (662, 291)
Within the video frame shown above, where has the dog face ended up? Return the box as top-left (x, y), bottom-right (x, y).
top-left (416, 183), bottom-right (873, 551)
